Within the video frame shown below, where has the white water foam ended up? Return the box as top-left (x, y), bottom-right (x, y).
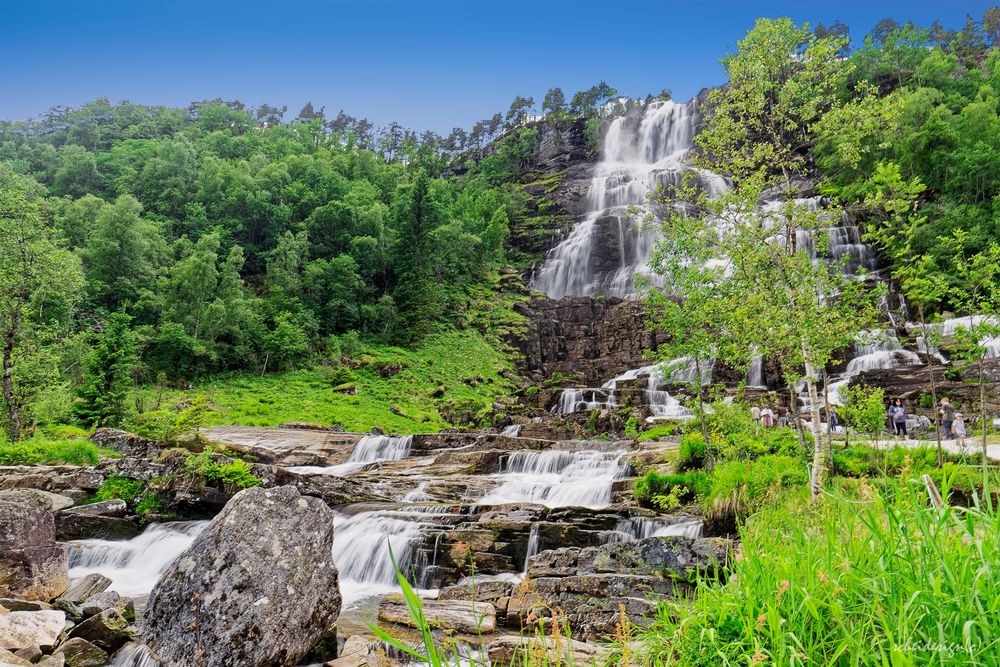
top-left (478, 450), bottom-right (629, 509)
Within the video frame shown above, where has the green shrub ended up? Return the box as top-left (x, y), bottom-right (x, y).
top-left (624, 416), bottom-right (639, 440)
top-left (91, 475), bottom-right (145, 503)
top-left (185, 451), bottom-right (261, 489)
top-left (678, 432), bottom-right (708, 469)
top-left (634, 469), bottom-right (711, 506)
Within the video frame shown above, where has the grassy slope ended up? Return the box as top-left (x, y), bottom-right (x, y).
top-left (137, 329), bottom-right (517, 434)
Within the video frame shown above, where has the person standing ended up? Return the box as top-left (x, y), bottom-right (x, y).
top-left (888, 398), bottom-right (908, 443)
top-left (750, 405), bottom-right (761, 422)
top-left (777, 405), bottom-right (788, 428)
top-left (829, 404), bottom-right (840, 434)
top-left (760, 405), bottom-right (775, 428)
top-left (952, 412), bottom-right (967, 449)
top-left (939, 398), bottom-right (955, 441)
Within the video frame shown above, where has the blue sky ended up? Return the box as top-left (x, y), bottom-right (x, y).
top-left (1, 1), bottom-right (994, 133)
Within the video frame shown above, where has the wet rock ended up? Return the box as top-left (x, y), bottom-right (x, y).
top-left (527, 535), bottom-right (729, 579)
top-left (270, 468), bottom-right (390, 505)
top-left (0, 505), bottom-right (68, 601)
top-left (58, 574), bottom-right (111, 606)
top-left (143, 485), bottom-right (341, 667)
top-left (378, 596), bottom-right (496, 635)
top-left (54, 508), bottom-right (138, 542)
top-left (0, 489), bottom-right (74, 512)
top-left (487, 635), bottom-right (611, 667)
top-left (0, 610), bottom-right (66, 650)
top-left (54, 638), bottom-right (109, 667)
top-left (67, 608), bottom-right (132, 652)
top-left (326, 636), bottom-right (383, 666)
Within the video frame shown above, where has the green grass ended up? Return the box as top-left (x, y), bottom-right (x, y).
top-left (135, 329), bottom-right (516, 434)
top-left (638, 477), bottom-right (1000, 665)
top-left (0, 435), bottom-right (118, 466)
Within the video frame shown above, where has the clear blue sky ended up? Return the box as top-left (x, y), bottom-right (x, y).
top-left (1, 0), bottom-right (993, 133)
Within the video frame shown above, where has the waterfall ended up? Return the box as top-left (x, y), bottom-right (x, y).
top-left (522, 523), bottom-right (541, 574)
top-left (605, 517), bottom-right (703, 542)
top-left (500, 424), bottom-right (523, 437)
top-left (746, 355), bottom-right (765, 387)
top-left (478, 450), bottom-right (629, 509)
top-left (109, 644), bottom-right (159, 667)
top-left (288, 434), bottom-right (413, 475)
top-left (67, 521), bottom-right (208, 597)
top-left (531, 100), bottom-right (723, 298)
top-left (553, 360), bottom-right (693, 419)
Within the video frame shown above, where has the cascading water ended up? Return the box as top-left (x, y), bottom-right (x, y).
top-left (531, 100), bottom-right (724, 299)
top-left (478, 450), bottom-right (629, 508)
top-left (552, 359), bottom-right (699, 419)
top-left (288, 434), bottom-right (413, 475)
top-left (522, 523), bottom-right (541, 573)
top-left (608, 517), bottom-right (703, 542)
top-left (67, 521), bottom-right (208, 597)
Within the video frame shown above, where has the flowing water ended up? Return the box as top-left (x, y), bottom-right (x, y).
top-left (67, 521), bottom-right (209, 597)
top-left (531, 100), bottom-right (725, 299)
top-left (608, 517), bottom-right (704, 542)
top-left (478, 449), bottom-right (630, 508)
top-left (288, 434), bottom-right (413, 475)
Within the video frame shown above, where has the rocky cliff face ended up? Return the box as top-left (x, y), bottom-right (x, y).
top-left (515, 296), bottom-right (668, 388)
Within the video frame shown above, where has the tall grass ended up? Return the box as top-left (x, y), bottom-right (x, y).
top-left (638, 474), bottom-right (999, 665)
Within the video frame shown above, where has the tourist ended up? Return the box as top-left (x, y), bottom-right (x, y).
top-left (939, 398), bottom-right (955, 441)
top-left (750, 404), bottom-right (761, 422)
top-left (952, 412), bottom-right (967, 449)
top-left (760, 405), bottom-right (775, 428)
top-left (776, 405), bottom-right (788, 428)
top-left (888, 398), bottom-right (908, 443)
top-left (828, 405), bottom-right (840, 433)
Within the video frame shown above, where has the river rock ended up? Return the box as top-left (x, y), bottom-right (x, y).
top-left (143, 485), bottom-right (341, 667)
top-left (377, 596), bottom-right (496, 635)
top-left (0, 467), bottom-right (104, 494)
top-left (67, 608), bottom-right (132, 652)
top-left (0, 599), bottom-right (53, 612)
top-left (0, 610), bottom-right (66, 650)
top-left (58, 574), bottom-right (111, 606)
top-left (0, 489), bottom-right (74, 512)
top-left (0, 648), bottom-right (34, 666)
top-left (0, 505), bottom-right (68, 601)
top-left (79, 591), bottom-right (122, 619)
top-left (89, 429), bottom-right (159, 458)
top-left (55, 638), bottom-right (109, 667)
top-left (38, 653), bottom-right (66, 667)
top-left (14, 644), bottom-right (42, 662)
top-left (54, 502), bottom-right (138, 541)
top-left (487, 635), bottom-right (611, 667)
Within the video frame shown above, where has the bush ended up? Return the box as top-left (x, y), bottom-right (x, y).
top-left (678, 432), bottom-right (708, 469)
top-left (185, 450), bottom-right (261, 489)
top-left (634, 469), bottom-right (712, 507)
top-left (625, 416), bottom-right (639, 440)
top-left (91, 475), bottom-right (145, 503)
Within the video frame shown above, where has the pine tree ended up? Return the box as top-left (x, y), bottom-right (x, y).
top-left (75, 312), bottom-right (138, 428)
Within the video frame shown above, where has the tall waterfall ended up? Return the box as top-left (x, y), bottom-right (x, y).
top-left (532, 100), bottom-right (724, 299)
top-left (478, 449), bottom-right (629, 508)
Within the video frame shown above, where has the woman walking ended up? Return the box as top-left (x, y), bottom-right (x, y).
top-left (888, 398), bottom-right (908, 443)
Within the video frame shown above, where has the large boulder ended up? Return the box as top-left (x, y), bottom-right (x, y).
top-left (54, 638), bottom-right (110, 667)
top-left (0, 489), bottom-right (74, 512)
top-left (0, 504), bottom-right (68, 601)
top-left (142, 485), bottom-right (341, 667)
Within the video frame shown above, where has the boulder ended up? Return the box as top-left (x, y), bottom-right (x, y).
top-left (0, 467), bottom-right (104, 494)
top-left (0, 648), bottom-right (34, 666)
top-left (377, 596), bottom-right (496, 635)
top-left (58, 574), bottom-right (111, 606)
top-left (67, 608), bottom-right (133, 652)
top-left (0, 490), bottom-right (74, 512)
top-left (0, 610), bottom-right (66, 650)
top-left (79, 591), bottom-right (122, 619)
top-left (487, 635), bottom-right (611, 667)
top-left (0, 505), bottom-right (68, 601)
top-left (0, 599), bottom-right (52, 612)
top-left (55, 638), bottom-right (110, 667)
top-left (54, 502), bottom-right (138, 541)
top-left (13, 644), bottom-right (42, 662)
top-left (89, 429), bottom-right (159, 458)
top-left (37, 654), bottom-right (66, 667)
top-left (143, 485), bottom-right (341, 667)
